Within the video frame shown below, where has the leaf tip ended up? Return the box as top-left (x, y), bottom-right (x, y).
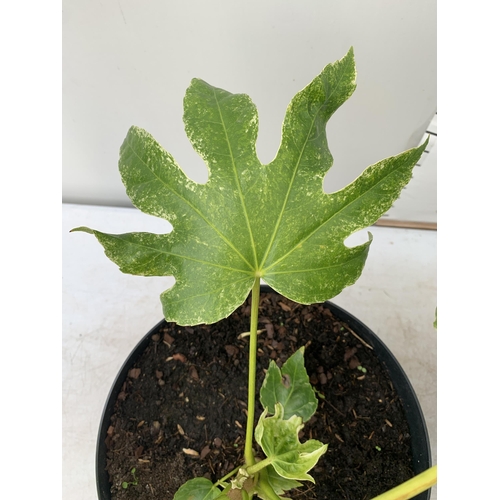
top-left (70, 226), bottom-right (94, 235)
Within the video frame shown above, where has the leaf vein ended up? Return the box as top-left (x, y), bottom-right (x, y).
top-left (212, 88), bottom-right (259, 269)
top-left (264, 154), bottom-right (415, 272)
top-left (104, 233), bottom-right (253, 275)
top-left (125, 137), bottom-right (254, 270)
top-left (260, 63), bottom-right (348, 268)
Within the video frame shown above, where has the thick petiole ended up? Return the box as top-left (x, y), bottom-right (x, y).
top-left (244, 278), bottom-right (261, 466)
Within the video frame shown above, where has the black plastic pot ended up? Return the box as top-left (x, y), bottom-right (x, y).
top-left (96, 286), bottom-right (431, 499)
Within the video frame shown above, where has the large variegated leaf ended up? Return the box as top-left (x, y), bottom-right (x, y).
top-left (72, 48), bottom-right (427, 325)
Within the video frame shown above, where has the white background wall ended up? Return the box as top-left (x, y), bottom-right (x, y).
top-left (63, 0), bottom-right (436, 220)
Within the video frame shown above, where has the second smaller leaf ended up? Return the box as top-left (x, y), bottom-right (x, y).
top-left (255, 403), bottom-right (327, 482)
top-left (260, 347), bottom-right (317, 422)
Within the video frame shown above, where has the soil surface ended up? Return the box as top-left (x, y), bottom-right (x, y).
top-left (104, 293), bottom-right (416, 499)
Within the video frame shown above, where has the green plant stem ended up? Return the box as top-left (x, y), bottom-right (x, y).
top-left (369, 465), bottom-right (437, 500)
top-left (215, 465), bottom-right (241, 487)
top-left (246, 457), bottom-right (273, 476)
top-left (244, 278), bottom-right (261, 466)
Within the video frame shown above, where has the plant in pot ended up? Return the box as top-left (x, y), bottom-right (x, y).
top-left (72, 48), bottom-right (436, 499)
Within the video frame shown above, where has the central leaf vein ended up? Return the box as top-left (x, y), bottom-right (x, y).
top-left (259, 115), bottom-right (319, 269)
top-left (212, 88), bottom-right (259, 271)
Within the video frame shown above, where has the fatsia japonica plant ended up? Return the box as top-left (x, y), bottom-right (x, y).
top-left (73, 48), bottom-right (435, 499)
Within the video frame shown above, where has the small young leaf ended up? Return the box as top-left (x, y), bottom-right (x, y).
top-left (255, 404), bottom-right (327, 482)
top-left (260, 347), bottom-right (317, 422)
top-left (173, 477), bottom-right (223, 500)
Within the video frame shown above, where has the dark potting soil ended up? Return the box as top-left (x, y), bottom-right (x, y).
top-left (105, 293), bottom-right (415, 500)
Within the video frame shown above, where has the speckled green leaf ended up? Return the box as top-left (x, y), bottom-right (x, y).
top-left (255, 404), bottom-right (327, 482)
top-left (72, 48), bottom-right (426, 325)
top-left (260, 347), bottom-right (317, 422)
